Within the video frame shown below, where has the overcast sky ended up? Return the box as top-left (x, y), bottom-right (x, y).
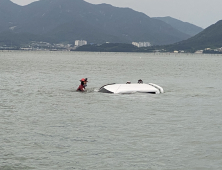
top-left (11, 0), bottom-right (222, 28)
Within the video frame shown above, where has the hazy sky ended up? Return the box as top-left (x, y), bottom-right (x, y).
top-left (11, 0), bottom-right (222, 28)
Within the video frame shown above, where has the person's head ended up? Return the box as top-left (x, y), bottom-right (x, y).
top-left (80, 78), bottom-right (88, 85)
top-left (138, 79), bottom-right (143, 84)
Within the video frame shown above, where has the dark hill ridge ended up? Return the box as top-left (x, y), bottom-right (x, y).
top-left (0, 0), bottom-right (192, 45)
top-left (153, 16), bottom-right (203, 36)
top-left (165, 20), bottom-right (222, 52)
top-left (0, 0), bottom-right (20, 32)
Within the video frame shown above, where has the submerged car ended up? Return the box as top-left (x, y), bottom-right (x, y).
top-left (98, 83), bottom-right (164, 94)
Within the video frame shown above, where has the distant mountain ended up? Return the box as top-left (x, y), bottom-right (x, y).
top-left (0, 0), bottom-right (191, 46)
top-left (165, 20), bottom-right (222, 52)
top-left (0, 0), bottom-right (20, 32)
top-left (76, 43), bottom-right (139, 52)
top-left (153, 16), bottom-right (203, 36)
top-left (0, 31), bottom-right (54, 47)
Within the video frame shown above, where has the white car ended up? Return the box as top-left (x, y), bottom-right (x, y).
top-left (99, 83), bottom-right (164, 94)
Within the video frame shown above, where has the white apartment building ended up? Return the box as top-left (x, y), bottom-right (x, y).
top-left (75, 40), bottom-right (87, 46)
top-left (132, 42), bottom-right (151, 48)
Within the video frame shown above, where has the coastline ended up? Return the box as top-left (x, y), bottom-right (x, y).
top-left (1, 49), bottom-right (222, 55)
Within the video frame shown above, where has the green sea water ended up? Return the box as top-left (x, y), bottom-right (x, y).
top-left (1, 51), bottom-right (222, 170)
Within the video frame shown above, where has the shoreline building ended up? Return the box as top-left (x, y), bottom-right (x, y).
top-left (75, 40), bottom-right (87, 46)
top-left (132, 42), bottom-right (151, 48)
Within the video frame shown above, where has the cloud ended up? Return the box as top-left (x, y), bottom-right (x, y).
top-left (11, 0), bottom-right (39, 6)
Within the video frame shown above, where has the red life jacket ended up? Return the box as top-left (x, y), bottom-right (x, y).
top-left (77, 84), bottom-right (85, 91)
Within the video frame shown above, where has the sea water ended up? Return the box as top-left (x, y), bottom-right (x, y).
top-left (1, 51), bottom-right (222, 170)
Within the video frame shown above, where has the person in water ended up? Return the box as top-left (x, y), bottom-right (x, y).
top-left (138, 79), bottom-right (143, 84)
top-left (77, 78), bottom-right (88, 92)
